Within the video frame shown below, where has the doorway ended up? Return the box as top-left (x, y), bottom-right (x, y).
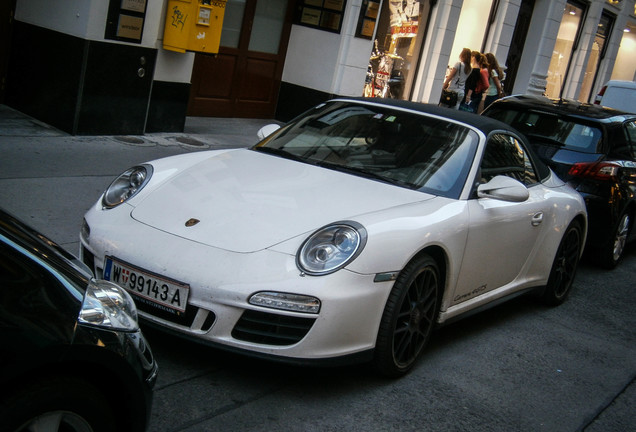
top-left (188, 0), bottom-right (293, 118)
top-left (0, 0), bottom-right (16, 103)
top-left (503, 0), bottom-right (535, 95)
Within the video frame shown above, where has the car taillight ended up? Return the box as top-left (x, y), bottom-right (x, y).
top-left (568, 161), bottom-right (620, 181)
top-left (594, 86), bottom-right (607, 105)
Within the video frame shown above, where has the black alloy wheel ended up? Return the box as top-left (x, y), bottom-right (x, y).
top-left (374, 254), bottom-right (440, 377)
top-left (601, 211), bottom-right (631, 269)
top-left (541, 220), bottom-right (582, 306)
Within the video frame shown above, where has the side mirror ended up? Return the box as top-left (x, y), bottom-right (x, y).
top-left (257, 124), bottom-right (281, 140)
top-left (477, 175), bottom-right (529, 202)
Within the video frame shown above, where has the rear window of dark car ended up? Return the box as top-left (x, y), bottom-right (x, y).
top-left (486, 108), bottom-right (603, 154)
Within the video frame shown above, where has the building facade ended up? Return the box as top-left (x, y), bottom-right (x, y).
top-left (2, 0), bottom-right (635, 135)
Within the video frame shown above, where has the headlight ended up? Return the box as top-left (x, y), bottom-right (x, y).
top-left (79, 279), bottom-right (139, 331)
top-left (297, 221), bottom-right (367, 275)
top-left (102, 164), bottom-right (153, 208)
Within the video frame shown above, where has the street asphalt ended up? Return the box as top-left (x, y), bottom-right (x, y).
top-left (0, 103), bottom-right (634, 432)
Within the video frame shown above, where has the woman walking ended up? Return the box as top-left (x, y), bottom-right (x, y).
top-left (441, 48), bottom-right (472, 109)
top-left (462, 51), bottom-right (489, 113)
top-left (482, 52), bottom-right (505, 112)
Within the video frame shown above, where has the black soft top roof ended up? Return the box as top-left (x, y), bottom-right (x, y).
top-left (330, 97), bottom-right (525, 135)
top-left (304, 97), bottom-right (551, 181)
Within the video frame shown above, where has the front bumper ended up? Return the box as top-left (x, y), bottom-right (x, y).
top-left (80, 206), bottom-right (393, 364)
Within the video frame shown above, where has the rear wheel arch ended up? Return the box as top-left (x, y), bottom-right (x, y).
top-left (624, 202), bottom-right (635, 230)
top-left (540, 219), bottom-right (583, 306)
top-left (573, 214), bottom-right (588, 251)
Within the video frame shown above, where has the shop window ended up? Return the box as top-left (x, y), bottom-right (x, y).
top-left (611, 20), bottom-right (636, 81)
top-left (545, 1), bottom-right (586, 99)
top-left (362, 0), bottom-right (432, 100)
top-left (447, 0), bottom-right (494, 69)
top-left (580, 11), bottom-right (615, 103)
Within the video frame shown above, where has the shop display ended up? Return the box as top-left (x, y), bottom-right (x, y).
top-left (363, 0), bottom-right (425, 100)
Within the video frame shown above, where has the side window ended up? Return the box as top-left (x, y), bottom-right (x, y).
top-left (480, 134), bottom-right (538, 186)
top-left (624, 121), bottom-right (636, 157)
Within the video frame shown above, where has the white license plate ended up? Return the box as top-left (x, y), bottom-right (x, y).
top-left (104, 256), bottom-right (190, 313)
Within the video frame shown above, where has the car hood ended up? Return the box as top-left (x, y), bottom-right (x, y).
top-left (131, 149), bottom-right (434, 253)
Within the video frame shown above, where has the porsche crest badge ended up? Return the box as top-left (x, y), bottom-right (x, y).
top-left (185, 218), bottom-right (200, 227)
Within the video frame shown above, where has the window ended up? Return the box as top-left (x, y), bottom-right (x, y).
top-left (480, 134), bottom-right (538, 186)
top-left (624, 121), bottom-right (636, 157)
top-left (580, 11), bottom-right (615, 103)
top-left (104, 0), bottom-right (147, 44)
top-left (485, 108), bottom-right (603, 154)
top-left (362, 0), bottom-right (433, 99)
top-left (545, 1), bottom-right (586, 98)
top-left (294, 0), bottom-right (347, 33)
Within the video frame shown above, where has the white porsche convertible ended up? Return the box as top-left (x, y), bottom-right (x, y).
top-left (80, 98), bottom-right (587, 376)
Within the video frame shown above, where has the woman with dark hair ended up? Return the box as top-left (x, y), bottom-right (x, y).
top-left (441, 48), bottom-right (472, 109)
top-left (482, 52), bottom-right (506, 111)
top-left (462, 51), bottom-right (489, 113)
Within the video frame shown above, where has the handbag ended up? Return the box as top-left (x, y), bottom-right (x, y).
top-left (439, 89), bottom-right (458, 107)
top-left (458, 101), bottom-right (474, 112)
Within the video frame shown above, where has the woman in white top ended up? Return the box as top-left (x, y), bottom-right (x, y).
top-left (442, 48), bottom-right (472, 109)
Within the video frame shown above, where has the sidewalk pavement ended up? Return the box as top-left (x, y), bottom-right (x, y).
top-left (0, 103), bottom-right (281, 148)
top-left (0, 103), bottom-right (281, 254)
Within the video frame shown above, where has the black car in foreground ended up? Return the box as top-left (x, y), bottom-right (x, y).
top-left (0, 208), bottom-right (158, 432)
top-left (483, 95), bottom-right (636, 268)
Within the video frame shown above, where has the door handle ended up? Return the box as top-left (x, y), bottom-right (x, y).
top-left (531, 212), bottom-right (544, 227)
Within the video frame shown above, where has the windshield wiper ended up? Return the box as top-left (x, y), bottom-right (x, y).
top-left (316, 161), bottom-right (412, 188)
top-left (252, 146), bottom-right (309, 163)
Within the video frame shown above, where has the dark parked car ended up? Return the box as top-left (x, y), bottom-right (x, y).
top-left (483, 95), bottom-right (636, 268)
top-left (0, 208), bottom-right (157, 432)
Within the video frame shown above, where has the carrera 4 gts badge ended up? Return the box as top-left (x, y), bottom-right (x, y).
top-left (185, 218), bottom-right (200, 227)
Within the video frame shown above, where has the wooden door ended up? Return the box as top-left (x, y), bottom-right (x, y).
top-left (188, 0), bottom-right (293, 118)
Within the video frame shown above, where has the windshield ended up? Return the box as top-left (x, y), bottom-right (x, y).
top-left (486, 108), bottom-right (603, 154)
top-left (253, 102), bottom-right (479, 199)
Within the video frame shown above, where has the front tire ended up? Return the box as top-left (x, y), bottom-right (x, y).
top-left (541, 220), bottom-right (582, 306)
top-left (373, 254), bottom-right (440, 377)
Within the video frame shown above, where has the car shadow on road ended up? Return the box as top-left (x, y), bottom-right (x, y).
top-left (142, 290), bottom-right (547, 391)
top-left (141, 251), bottom-right (631, 391)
